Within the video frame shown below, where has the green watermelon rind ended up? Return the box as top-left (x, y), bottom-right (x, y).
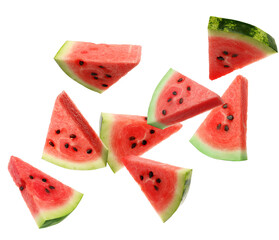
top-left (147, 68), bottom-right (175, 130)
top-left (99, 113), bottom-right (123, 173)
top-left (160, 168), bottom-right (192, 222)
top-left (35, 190), bottom-right (83, 228)
top-left (208, 16), bottom-right (278, 54)
top-left (54, 41), bottom-right (104, 93)
top-left (190, 133), bottom-right (247, 161)
top-left (42, 147), bottom-right (108, 170)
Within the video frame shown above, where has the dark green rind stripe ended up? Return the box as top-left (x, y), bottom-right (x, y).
top-left (39, 215), bottom-right (69, 228)
top-left (208, 16), bottom-right (277, 53)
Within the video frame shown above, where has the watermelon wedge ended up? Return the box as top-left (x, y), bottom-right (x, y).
top-left (208, 16), bottom-right (277, 80)
top-left (8, 156), bottom-right (83, 228)
top-left (42, 91), bottom-right (108, 170)
top-left (147, 68), bottom-right (224, 129)
top-left (190, 75), bottom-right (248, 160)
top-left (100, 113), bottom-right (182, 173)
top-left (122, 155), bottom-right (192, 222)
top-left (54, 41), bottom-right (141, 93)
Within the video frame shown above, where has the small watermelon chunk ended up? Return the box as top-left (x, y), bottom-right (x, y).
top-left (208, 16), bottom-right (277, 80)
top-left (147, 68), bottom-right (224, 129)
top-left (190, 75), bottom-right (248, 160)
top-left (100, 113), bottom-right (182, 173)
top-left (122, 155), bottom-right (192, 222)
top-left (42, 91), bottom-right (108, 170)
top-left (8, 156), bottom-right (83, 228)
top-left (54, 41), bottom-right (141, 93)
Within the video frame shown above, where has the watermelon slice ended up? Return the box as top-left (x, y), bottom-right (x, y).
top-left (190, 75), bottom-right (248, 160)
top-left (54, 41), bottom-right (141, 93)
top-left (100, 113), bottom-right (182, 173)
top-left (8, 156), bottom-right (83, 228)
top-left (147, 68), bottom-right (224, 129)
top-left (122, 155), bottom-right (192, 222)
top-left (208, 16), bottom-right (277, 80)
top-left (42, 91), bottom-right (108, 170)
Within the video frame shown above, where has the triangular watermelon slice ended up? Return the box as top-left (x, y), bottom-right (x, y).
top-left (100, 113), bottom-right (182, 173)
top-left (190, 75), bottom-right (248, 160)
top-left (208, 16), bottom-right (277, 80)
top-left (42, 91), bottom-right (108, 170)
top-left (8, 156), bottom-right (83, 228)
top-left (147, 68), bottom-right (224, 129)
top-left (54, 41), bottom-right (141, 93)
top-left (122, 155), bottom-right (192, 222)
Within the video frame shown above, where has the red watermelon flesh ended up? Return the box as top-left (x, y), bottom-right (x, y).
top-left (100, 113), bottom-right (182, 173)
top-left (122, 155), bottom-right (192, 222)
top-left (42, 91), bottom-right (107, 170)
top-left (190, 75), bottom-right (248, 160)
top-left (147, 68), bottom-right (224, 129)
top-left (55, 41), bottom-right (141, 93)
top-left (8, 156), bottom-right (83, 228)
top-left (209, 36), bottom-right (267, 80)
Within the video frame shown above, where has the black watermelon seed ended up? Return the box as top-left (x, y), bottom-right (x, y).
top-left (49, 141), bottom-right (55, 147)
top-left (156, 178), bottom-right (161, 183)
top-left (94, 76), bottom-right (98, 80)
top-left (42, 178), bottom-right (47, 182)
top-left (140, 175), bottom-right (144, 181)
top-left (167, 98), bottom-right (172, 102)
top-left (187, 86), bottom-right (191, 91)
top-left (99, 65), bottom-right (105, 68)
top-left (29, 175), bottom-right (34, 179)
top-left (65, 143), bottom-right (69, 148)
top-left (232, 54), bottom-right (238, 57)
top-left (224, 65), bottom-right (230, 68)
top-left (227, 115), bottom-right (234, 120)
top-left (87, 149), bottom-right (93, 154)
top-left (49, 186), bottom-right (55, 190)
top-left (45, 188), bottom-right (50, 193)
top-left (179, 98), bottom-right (183, 104)
top-left (150, 129), bottom-right (155, 134)
top-left (73, 147), bottom-right (78, 152)
top-left (224, 125), bottom-right (229, 131)
top-left (142, 140), bottom-right (147, 145)
top-left (91, 72), bottom-right (97, 76)
top-left (129, 136), bottom-right (136, 141)
top-left (154, 185), bottom-right (159, 191)
top-left (79, 61), bottom-right (84, 66)
top-left (177, 78), bottom-right (183, 82)
top-left (162, 110), bottom-right (167, 115)
top-left (217, 123), bottom-right (221, 130)
top-left (144, 117), bottom-right (147, 120)
top-left (131, 143), bottom-right (137, 149)
top-left (102, 84), bottom-right (108, 87)
top-left (55, 129), bottom-right (60, 134)
top-left (222, 103), bottom-right (228, 109)
top-left (70, 134), bottom-right (76, 139)
top-left (149, 171), bottom-right (154, 178)
top-left (105, 74), bottom-right (112, 78)
top-left (19, 186), bottom-right (24, 191)
top-left (217, 56), bottom-right (225, 60)
top-left (223, 51), bottom-right (228, 55)
top-left (172, 91), bottom-right (177, 95)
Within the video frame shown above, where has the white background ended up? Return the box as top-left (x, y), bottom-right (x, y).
top-left (1, 0), bottom-right (279, 239)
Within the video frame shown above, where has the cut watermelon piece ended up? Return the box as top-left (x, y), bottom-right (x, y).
top-left (8, 156), bottom-right (83, 228)
top-left (122, 155), bottom-right (192, 222)
top-left (54, 41), bottom-right (141, 93)
top-left (208, 16), bottom-right (277, 80)
top-left (190, 75), bottom-right (248, 160)
top-left (100, 113), bottom-right (182, 173)
top-left (147, 68), bottom-right (224, 129)
top-left (42, 91), bottom-right (107, 170)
